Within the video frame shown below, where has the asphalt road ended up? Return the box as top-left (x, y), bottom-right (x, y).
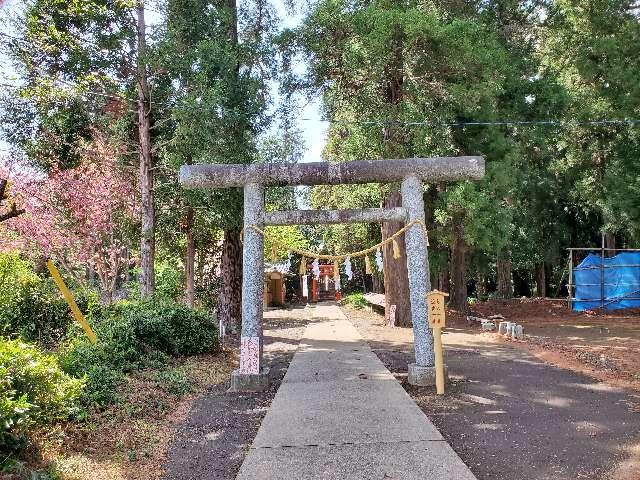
top-left (366, 327), bottom-right (640, 480)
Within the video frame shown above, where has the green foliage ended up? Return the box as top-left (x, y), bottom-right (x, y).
top-left (541, 0), bottom-right (640, 241)
top-left (0, 254), bottom-right (77, 347)
top-left (0, 339), bottom-right (83, 461)
top-left (342, 292), bottom-right (368, 310)
top-left (154, 368), bottom-right (193, 396)
top-left (126, 260), bottom-right (185, 302)
top-left (309, 185), bottom-right (382, 256)
top-left (263, 226), bottom-right (310, 260)
top-left (60, 300), bottom-right (218, 406)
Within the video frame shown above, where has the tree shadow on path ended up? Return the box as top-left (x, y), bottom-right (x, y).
top-left (348, 311), bottom-right (640, 480)
top-left (161, 306), bottom-right (310, 480)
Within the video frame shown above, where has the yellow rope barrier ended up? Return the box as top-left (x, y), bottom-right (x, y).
top-left (241, 219), bottom-right (429, 262)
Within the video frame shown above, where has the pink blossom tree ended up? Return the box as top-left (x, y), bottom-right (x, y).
top-left (0, 133), bottom-right (137, 300)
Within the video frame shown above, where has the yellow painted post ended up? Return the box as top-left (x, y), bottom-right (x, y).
top-left (46, 260), bottom-right (97, 344)
top-left (433, 327), bottom-right (445, 395)
top-left (427, 290), bottom-right (448, 395)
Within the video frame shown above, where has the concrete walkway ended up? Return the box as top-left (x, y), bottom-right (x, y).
top-left (236, 304), bottom-right (476, 480)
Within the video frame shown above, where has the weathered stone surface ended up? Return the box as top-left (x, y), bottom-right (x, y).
top-left (512, 324), bottom-right (524, 339)
top-left (180, 157), bottom-right (485, 188)
top-left (241, 183), bottom-right (266, 376)
top-left (503, 322), bottom-right (514, 336)
top-left (407, 363), bottom-right (448, 386)
top-left (498, 321), bottom-right (510, 334)
top-left (229, 368), bottom-right (270, 392)
top-left (263, 207), bottom-right (408, 226)
top-left (401, 175), bottom-right (434, 369)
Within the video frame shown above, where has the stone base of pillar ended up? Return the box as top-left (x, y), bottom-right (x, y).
top-left (229, 368), bottom-right (270, 392)
top-left (407, 363), bottom-right (448, 387)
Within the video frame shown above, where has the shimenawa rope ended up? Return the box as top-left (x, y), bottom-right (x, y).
top-left (240, 219), bottom-right (429, 262)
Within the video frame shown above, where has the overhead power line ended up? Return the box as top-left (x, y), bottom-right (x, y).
top-left (297, 118), bottom-right (640, 128)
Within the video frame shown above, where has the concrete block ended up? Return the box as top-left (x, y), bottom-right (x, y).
top-left (498, 321), bottom-right (509, 335)
top-left (511, 324), bottom-right (524, 340)
top-left (408, 363), bottom-right (448, 387)
top-left (229, 368), bottom-right (270, 392)
top-left (237, 440), bottom-right (478, 480)
top-left (481, 321), bottom-right (495, 331)
top-left (504, 322), bottom-right (514, 336)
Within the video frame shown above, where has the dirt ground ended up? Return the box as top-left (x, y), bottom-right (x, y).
top-left (343, 302), bottom-right (640, 480)
top-left (4, 352), bottom-right (235, 480)
top-left (14, 299), bottom-right (638, 480)
top-left (161, 306), bottom-right (310, 480)
top-left (466, 298), bottom-right (640, 391)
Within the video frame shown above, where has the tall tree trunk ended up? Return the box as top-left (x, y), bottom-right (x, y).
top-left (450, 212), bottom-right (468, 311)
top-left (604, 231), bottom-right (615, 256)
top-left (496, 249), bottom-right (513, 299)
top-left (0, 178), bottom-right (25, 223)
top-left (217, 0), bottom-right (245, 331)
top-left (535, 262), bottom-right (546, 298)
top-left (379, 14), bottom-right (412, 326)
top-left (184, 207), bottom-right (196, 307)
top-left (136, 3), bottom-right (154, 297)
top-left (218, 229), bottom-right (243, 332)
top-left (381, 191), bottom-right (411, 326)
top-left (372, 274), bottom-right (384, 293)
top-left (432, 252), bottom-right (450, 293)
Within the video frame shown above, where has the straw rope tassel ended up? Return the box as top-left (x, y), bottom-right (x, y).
top-left (364, 255), bottom-right (372, 274)
top-left (299, 256), bottom-right (306, 275)
top-left (240, 219), bottom-right (428, 262)
top-left (333, 260), bottom-right (340, 279)
top-left (392, 238), bottom-right (401, 259)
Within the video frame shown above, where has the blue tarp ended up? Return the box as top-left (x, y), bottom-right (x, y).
top-left (572, 252), bottom-right (640, 311)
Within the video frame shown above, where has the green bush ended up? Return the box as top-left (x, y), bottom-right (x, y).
top-left (0, 253), bottom-right (80, 347)
top-left (121, 300), bottom-right (219, 356)
top-left (342, 292), bottom-right (368, 310)
top-left (60, 299), bottom-right (218, 406)
top-left (0, 339), bottom-right (83, 462)
top-left (125, 260), bottom-right (184, 302)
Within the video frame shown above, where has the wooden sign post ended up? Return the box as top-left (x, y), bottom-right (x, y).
top-left (427, 290), bottom-right (448, 395)
top-left (46, 260), bottom-right (97, 344)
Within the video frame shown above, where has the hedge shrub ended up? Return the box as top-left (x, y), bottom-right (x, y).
top-left (60, 300), bottom-right (218, 406)
top-left (0, 339), bottom-right (83, 461)
top-left (0, 253), bottom-right (78, 347)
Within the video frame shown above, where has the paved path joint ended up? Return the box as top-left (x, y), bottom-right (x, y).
top-left (236, 304), bottom-right (477, 480)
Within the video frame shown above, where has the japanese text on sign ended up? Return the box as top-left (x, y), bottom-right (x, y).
top-left (427, 290), bottom-right (448, 328)
top-left (239, 336), bottom-right (260, 374)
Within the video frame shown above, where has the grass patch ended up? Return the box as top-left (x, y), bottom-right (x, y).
top-left (341, 292), bottom-right (368, 310)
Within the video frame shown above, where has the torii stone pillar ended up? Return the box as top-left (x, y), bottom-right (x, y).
top-left (236, 183), bottom-right (268, 390)
top-left (180, 157), bottom-right (484, 391)
top-left (402, 176), bottom-right (435, 383)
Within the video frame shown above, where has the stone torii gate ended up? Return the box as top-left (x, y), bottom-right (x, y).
top-left (180, 157), bottom-right (484, 391)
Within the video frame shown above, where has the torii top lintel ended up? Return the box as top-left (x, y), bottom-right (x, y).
top-left (180, 156), bottom-right (484, 188)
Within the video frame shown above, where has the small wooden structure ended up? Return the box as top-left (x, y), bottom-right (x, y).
top-left (264, 262), bottom-right (291, 307)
